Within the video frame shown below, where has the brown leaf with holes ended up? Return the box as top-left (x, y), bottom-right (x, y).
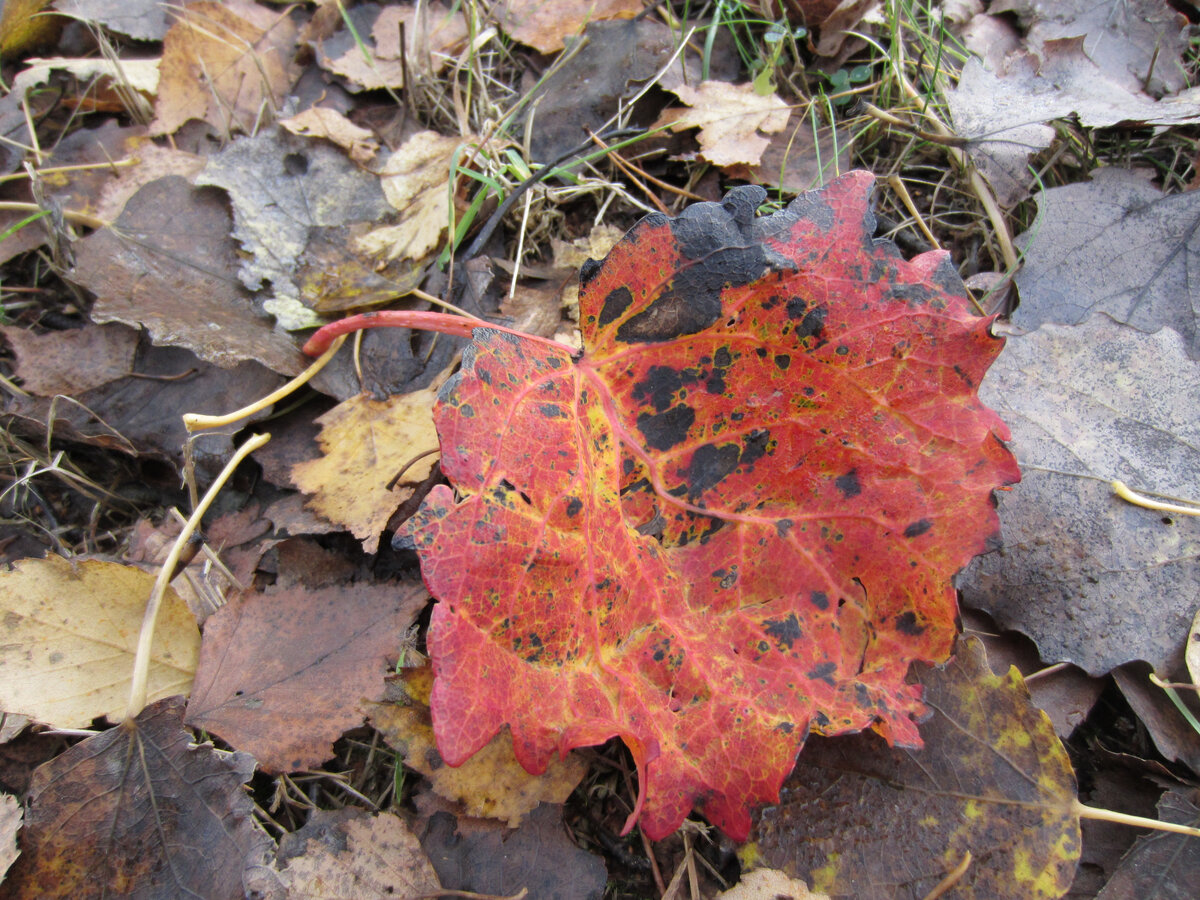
top-left (0, 697), bottom-right (270, 900)
top-left (185, 580), bottom-right (427, 772)
top-left (150, 0), bottom-right (300, 137)
top-left (291, 388), bottom-right (441, 553)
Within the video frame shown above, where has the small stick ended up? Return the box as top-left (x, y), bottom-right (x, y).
top-left (301, 310), bottom-right (575, 358)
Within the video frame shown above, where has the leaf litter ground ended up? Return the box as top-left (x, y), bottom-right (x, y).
top-left (2, 1), bottom-right (1200, 898)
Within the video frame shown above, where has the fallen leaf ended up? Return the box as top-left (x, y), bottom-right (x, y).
top-left (723, 113), bottom-right (849, 193)
top-left (947, 49), bottom-right (1200, 205)
top-left (398, 173), bottom-right (1018, 840)
top-left (0, 697), bottom-right (271, 900)
top-left (518, 17), bottom-right (738, 164)
top-left (417, 804), bottom-right (608, 899)
top-left (0, 794), bottom-right (19, 881)
top-left (0, 323), bottom-right (136, 396)
top-left (657, 81), bottom-right (791, 167)
top-left (10, 56), bottom-right (159, 97)
top-left (754, 637), bottom-right (1080, 899)
top-left (1112, 665), bottom-right (1200, 773)
top-left (3, 337), bottom-right (287, 476)
top-left (0, 0), bottom-right (59, 58)
top-left (495, 0), bottom-right (643, 54)
top-left (374, 130), bottom-right (465, 263)
top-left (53, 0), bottom-right (172, 41)
top-left (757, 0), bottom-right (879, 58)
top-left (73, 175), bottom-right (306, 376)
top-left (0, 555), bottom-right (198, 729)
top-left (150, 0), bottom-right (300, 137)
top-left (374, 2), bottom-right (469, 76)
top-left (277, 809), bottom-right (442, 899)
top-left (1094, 789), bottom-right (1200, 900)
top-left (1010, 168), bottom-right (1200, 358)
top-left (294, 224), bottom-right (426, 314)
top-left (1189, 609), bottom-right (1200, 689)
top-left (195, 129), bottom-right (392, 330)
top-left (719, 868), bottom-right (829, 900)
top-left (367, 667), bottom-right (588, 827)
top-left (280, 106), bottom-right (380, 165)
top-left (312, 3), bottom-right (405, 92)
top-left (291, 387), bottom-right (441, 554)
top-left (959, 317), bottom-right (1200, 676)
top-left (993, 0), bottom-right (1190, 95)
top-left (185, 580), bottom-right (427, 772)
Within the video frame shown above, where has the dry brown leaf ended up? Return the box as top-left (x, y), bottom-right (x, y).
top-left (552, 223), bottom-right (625, 321)
top-left (723, 114), bottom-right (848, 193)
top-left (0, 323), bottom-right (136, 397)
top-left (367, 667), bottom-right (588, 827)
top-left (279, 810), bottom-right (442, 898)
top-left (496, 0), bottom-right (643, 53)
top-left (375, 2), bottom-right (469, 75)
top-left (151, 0), bottom-right (299, 137)
top-left (11, 57), bottom-right (159, 97)
top-left (292, 387), bottom-right (440, 553)
top-left (0, 698), bottom-right (270, 899)
top-left (657, 81), bottom-right (791, 167)
top-left (185, 581), bottom-right (427, 772)
top-left (374, 131), bottom-right (465, 263)
top-left (1, 793), bottom-right (20, 882)
top-left (280, 106), bottom-right (380, 165)
top-left (0, 555), bottom-right (199, 728)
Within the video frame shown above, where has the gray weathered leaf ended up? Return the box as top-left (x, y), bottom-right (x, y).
top-left (959, 316), bottom-right (1200, 675)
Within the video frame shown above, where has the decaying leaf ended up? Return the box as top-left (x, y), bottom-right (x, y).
top-left (754, 638), bottom-right (1080, 899)
top-left (280, 106), bottom-right (380, 165)
top-left (495, 0), bottom-right (643, 54)
top-left (657, 81), bottom-right (791, 168)
top-left (0, 555), bottom-right (198, 729)
top-left (399, 172), bottom-right (1018, 839)
top-left (1094, 789), bottom-right (1200, 900)
top-left (55, 0), bottom-right (173, 42)
top-left (73, 175), bottom-right (306, 376)
top-left (0, 323), bottom-right (136, 397)
top-left (0, 697), bottom-right (270, 899)
top-left (1011, 168), bottom-right (1200, 358)
top-left (373, 130), bottom-right (465, 263)
top-left (195, 129), bottom-right (392, 330)
top-left (292, 387), bottom-right (441, 553)
top-left (947, 50), bottom-right (1200, 205)
top-left (1, 794), bottom-right (20, 881)
top-left (150, 0), bottom-right (299, 137)
top-left (959, 317), bottom-right (1200, 676)
top-left (277, 809), bottom-right (443, 899)
top-left (417, 804), bottom-right (608, 899)
top-left (185, 580), bottom-right (427, 772)
top-left (368, 667), bottom-right (588, 827)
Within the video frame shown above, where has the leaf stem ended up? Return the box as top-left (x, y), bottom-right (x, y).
top-left (123, 433), bottom-right (270, 723)
top-left (301, 310), bottom-right (575, 357)
top-left (1112, 480), bottom-right (1200, 517)
top-left (1074, 800), bottom-right (1200, 838)
top-left (183, 335), bottom-right (347, 432)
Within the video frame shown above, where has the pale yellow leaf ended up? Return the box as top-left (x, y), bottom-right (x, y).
top-left (658, 81), bottom-right (790, 167)
top-left (375, 131), bottom-right (464, 262)
top-left (0, 555), bottom-right (199, 728)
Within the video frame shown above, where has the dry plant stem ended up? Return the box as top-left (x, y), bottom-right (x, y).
top-left (1075, 800), bottom-right (1200, 838)
top-left (123, 433), bottom-right (271, 722)
top-left (920, 851), bottom-right (971, 900)
top-left (419, 889), bottom-right (528, 900)
top-left (1112, 480), bottom-right (1200, 516)
top-left (886, 174), bottom-right (940, 248)
top-left (301, 310), bottom-right (575, 357)
top-left (0, 200), bottom-right (108, 230)
top-left (183, 334), bottom-right (347, 431)
top-left (0, 157), bottom-right (139, 186)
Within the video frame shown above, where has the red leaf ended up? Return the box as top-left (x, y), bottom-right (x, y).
top-left (398, 172), bottom-right (1019, 840)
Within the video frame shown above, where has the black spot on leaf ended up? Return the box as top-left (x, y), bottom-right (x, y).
top-left (774, 354), bottom-right (791, 370)
top-left (810, 591), bottom-right (829, 610)
top-left (763, 613), bottom-right (802, 649)
top-left (895, 611), bottom-right (925, 635)
top-left (598, 286), bottom-right (633, 326)
top-left (686, 443), bottom-right (741, 499)
top-left (565, 497), bottom-right (583, 518)
top-left (637, 405), bottom-right (695, 451)
top-left (835, 469), bottom-right (862, 498)
top-left (632, 366), bottom-right (685, 412)
top-left (903, 519), bottom-right (932, 538)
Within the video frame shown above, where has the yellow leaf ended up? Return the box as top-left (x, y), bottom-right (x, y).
top-left (657, 81), bottom-right (790, 168)
top-left (292, 388), bottom-right (440, 553)
top-left (375, 131), bottom-right (465, 263)
top-left (0, 555), bottom-right (199, 728)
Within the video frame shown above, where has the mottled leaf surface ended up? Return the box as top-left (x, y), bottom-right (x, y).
top-left (754, 638), bottom-right (1080, 899)
top-left (402, 172), bottom-right (1018, 840)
